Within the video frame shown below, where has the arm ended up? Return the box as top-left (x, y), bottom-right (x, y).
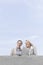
top-left (33, 46), bottom-right (37, 55)
top-left (10, 48), bottom-right (16, 56)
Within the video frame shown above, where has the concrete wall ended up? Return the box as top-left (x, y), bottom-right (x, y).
top-left (0, 56), bottom-right (43, 65)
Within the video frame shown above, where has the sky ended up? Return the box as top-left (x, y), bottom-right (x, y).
top-left (0, 0), bottom-right (43, 55)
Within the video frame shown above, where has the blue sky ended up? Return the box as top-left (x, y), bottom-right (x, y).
top-left (0, 0), bottom-right (43, 55)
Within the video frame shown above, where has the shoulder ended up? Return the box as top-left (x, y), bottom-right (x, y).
top-left (30, 46), bottom-right (36, 50)
top-left (11, 48), bottom-right (16, 55)
top-left (11, 48), bottom-right (16, 53)
top-left (31, 46), bottom-right (37, 53)
top-left (31, 46), bottom-right (34, 49)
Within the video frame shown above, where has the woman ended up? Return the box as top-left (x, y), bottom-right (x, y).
top-left (22, 40), bottom-right (37, 56)
top-left (11, 40), bottom-right (23, 56)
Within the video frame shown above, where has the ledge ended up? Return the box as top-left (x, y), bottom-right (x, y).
top-left (0, 56), bottom-right (43, 65)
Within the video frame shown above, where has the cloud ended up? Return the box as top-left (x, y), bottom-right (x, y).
top-left (29, 35), bottom-right (39, 40)
top-left (24, 0), bottom-right (43, 9)
top-left (26, 0), bottom-right (37, 7)
top-left (24, 0), bottom-right (32, 7)
top-left (0, 0), bottom-right (24, 5)
top-left (24, 0), bottom-right (43, 20)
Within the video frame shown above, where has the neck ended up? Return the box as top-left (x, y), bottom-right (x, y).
top-left (27, 46), bottom-right (31, 48)
top-left (17, 47), bottom-right (21, 49)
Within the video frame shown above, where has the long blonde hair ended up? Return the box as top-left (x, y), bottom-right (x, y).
top-left (26, 40), bottom-right (33, 46)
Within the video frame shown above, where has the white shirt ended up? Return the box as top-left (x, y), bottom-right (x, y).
top-left (22, 46), bottom-right (37, 56)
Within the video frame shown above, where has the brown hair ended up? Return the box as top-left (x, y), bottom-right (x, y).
top-left (17, 40), bottom-right (23, 44)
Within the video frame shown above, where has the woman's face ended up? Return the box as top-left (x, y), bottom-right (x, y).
top-left (17, 41), bottom-right (22, 48)
top-left (25, 41), bottom-right (31, 48)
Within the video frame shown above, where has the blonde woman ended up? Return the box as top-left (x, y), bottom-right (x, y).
top-left (22, 40), bottom-right (37, 56)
